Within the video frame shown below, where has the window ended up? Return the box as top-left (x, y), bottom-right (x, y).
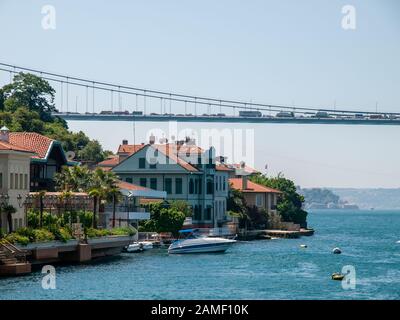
top-left (149, 163), bottom-right (157, 169)
top-left (139, 158), bottom-right (146, 169)
top-left (24, 174), bottom-right (28, 190)
top-left (139, 178), bottom-right (147, 187)
top-left (256, 194), bottom-right (263, 207)
top-left (175, 178), bottom-right (182, 194)
top-left (198, 179), bottom-right (202, 194)
top-left (206, 179), bottom-right (214, 194)
top-left (150, 178), bottom-right (157, 190)
top-left (10, 173), bottom-right (14, 189)
top-left (0, 173), bottom-right (2, 188)
top-left (14, 173), bottom-right (19, 189)
top-left (165, 178), bottom-right (172, 194)
top-left (205, 207), bottom-right (212, 220)
top-left (189, 179), bottom-right (194, 194)
top-left (19, 174), bottom-right (23, 190)
top-left (126, 177), bottom-right (133, 183)
top-left (215, 176), bottom-right (219, 191)
top-left (194, 205), bottom-right (202, 221)
top-left (223, 176), bottom-right (226, 191)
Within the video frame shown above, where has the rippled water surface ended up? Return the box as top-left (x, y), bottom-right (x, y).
top-left (1, 210), bottom-right (399, 300)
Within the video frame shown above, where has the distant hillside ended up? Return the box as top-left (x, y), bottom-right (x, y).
top-left (330, 188), bottom-right (400, 210)
top-left (298, 188), bottom-right (358, 210)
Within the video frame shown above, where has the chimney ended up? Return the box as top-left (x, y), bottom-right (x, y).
top-left (122, 139), bottom-right (128, 145)
top-left (242, 175), bottom-right (248, 190)
top-left (0, 126), bottom-right (10, 143)
top-left (149, 133), bottom-right (155, 145)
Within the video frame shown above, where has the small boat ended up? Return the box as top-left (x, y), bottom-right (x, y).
top-left (124, 241), bottom-right (154, 253)
top-left (139, 241), bottom-right (154, 250)
top-left (332, 273), bottom-right (345, 281)
top-left (168, 229), bottom-right (236, 254)
top-left (332, 247), bottom-right (342, 254)
top-left (300, 244), bottom-right (307, 248)
top-left (125, 243), bottom-right (142, 253)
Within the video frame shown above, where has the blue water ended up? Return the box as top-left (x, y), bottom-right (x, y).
top-left (1, 210), bottom-right (400, 300)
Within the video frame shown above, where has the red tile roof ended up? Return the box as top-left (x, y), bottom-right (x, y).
top-left (0, 140), bottom-right (34, 153)
top-left (117, 144), bottom-right (146, 154)
top-left (229, 178), bottom-right (282, 194)
top-left (97, 155), bottom-right (119, 167)
top-left (152, 144), bottom-right (198, 172)
top-left (115, 143), bottom-right (199, 172)
top-left (9, 132), bottom-right (54, 159)
top-left (216, 164), bottom-right (235, 172)
top-left (117, 180), bottom-right (152, 191)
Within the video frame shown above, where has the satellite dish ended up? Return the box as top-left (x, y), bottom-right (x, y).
top-left (66, 151), bottom-right (76, 161)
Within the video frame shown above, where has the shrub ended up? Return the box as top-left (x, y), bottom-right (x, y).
top-left (56, 227), bottom-right (72, 242)
top-left (4, 233), bottom-right (30, 246)
top-left (16, 227), bottom-right (36, 242)
top-left (110, 226), bottom-right (137, 237)
top-left (85, 228), bottom-right (111, 238)
top-left (32, 229), bottom-right (55, 242)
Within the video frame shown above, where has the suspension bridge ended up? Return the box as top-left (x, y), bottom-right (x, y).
top-left (1, 62), bottom-right (399, 125)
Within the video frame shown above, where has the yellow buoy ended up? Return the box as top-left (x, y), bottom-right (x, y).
top-left (331, 273), bottom-right (345, 281)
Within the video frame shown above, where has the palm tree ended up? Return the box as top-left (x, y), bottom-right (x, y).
top-left (88, 168), bottom-right (119, 229)
top-left (56, 166), bottom-right (120, 229)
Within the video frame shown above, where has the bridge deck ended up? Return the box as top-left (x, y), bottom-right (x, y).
top-left (56, 114), bottom-right (400, 125)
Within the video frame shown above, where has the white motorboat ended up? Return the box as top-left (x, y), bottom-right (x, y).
top-left (125, 241), bottom-right (154, 253)
top-left (168, 229), bottom-right (236, 254)
top-left (125, 243), bottom-right (142, 253)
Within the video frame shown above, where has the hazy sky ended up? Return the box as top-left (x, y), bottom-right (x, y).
top-left (0, 0), bottom-right (399, 188)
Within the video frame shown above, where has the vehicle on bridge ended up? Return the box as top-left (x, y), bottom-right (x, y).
top-left (314, 111), bottom-right (331, 118)
top-left (276, 111), bottom-right (295, 118)
top-left (239, 111), bottom-right (262, 117)
top-left (132, 111), bottom-right (143, 116)
top-left (113, 111), bottom-right (130, 115)
top-left (216, 113), bottom-right (226, 117)
top-left (100, 110), bottom-right (113, 115)
top-left (369, 114), bottom-right (385, 119)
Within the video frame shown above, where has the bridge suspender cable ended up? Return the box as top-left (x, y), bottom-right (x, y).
top-left (0, 62), bottom-right (396, 116)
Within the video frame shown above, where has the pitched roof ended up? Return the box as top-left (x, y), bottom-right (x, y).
top-left (0, 140), bottom-right (34, 154)
top-left (117, 180), bottom-right (151, 191)
top-left (229, 178), bottom-right (282, 194)
top-left (9, 132), bottom-right (54, 159)
top-left (216, 164), bottom-right (235, 172)
top-left (114, 143), bottom-right (200, 172)
top-left (231, 163), bottom-right (260, 174)
top-left (97, 155), bottom-right (119, 167)
top-left (152, 144), bottom-right (198, 172)
top-left (117, 144), bottom-right (146, 154)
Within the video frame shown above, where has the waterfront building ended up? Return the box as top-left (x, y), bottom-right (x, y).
top-left (9, 132), bottom-right (76, 191)
top-left (0, 127), bottom-right (34, 233)
top-left (229, 175), bottom-right (282, 215)
top-left (97, 137), bottom-right (232, 228)
top-left (101, 180), bottom-right (166, 230)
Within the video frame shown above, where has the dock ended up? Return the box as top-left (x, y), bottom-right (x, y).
top-left (0, 236), bottom-right (132, 277)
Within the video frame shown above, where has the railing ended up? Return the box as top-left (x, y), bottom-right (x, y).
top-left (0, 239), bottom-right (28, 263)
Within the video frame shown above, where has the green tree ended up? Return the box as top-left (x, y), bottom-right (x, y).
top-left (251, 173), bottom-right (308, 226)
top-left (78, 140), bottom-right (105, 163)
top-left (2, 72), bottom-right (56, 121)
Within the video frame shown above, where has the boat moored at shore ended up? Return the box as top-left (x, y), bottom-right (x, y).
top-left (168, 229), bottom-right (236, 254)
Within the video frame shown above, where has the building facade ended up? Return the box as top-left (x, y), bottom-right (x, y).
top-left (0, 127), bottom-right (34, 233)
top-left (9, 132), bottom-right (75, 191)
top-left (99, 139), bottom-right (231, 228)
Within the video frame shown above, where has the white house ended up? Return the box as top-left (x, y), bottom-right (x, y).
top-left (98, 138), bottom-right (232, 228)
top-left (0, 127), bottom-right (34, 233)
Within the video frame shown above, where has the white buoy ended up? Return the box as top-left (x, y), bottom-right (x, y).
top-left (332, 247), bottom-right (342, 254)
top-left (396, 240), bottom-right (400, 244)
top-left (300, 244), bottom-right (308, 248)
